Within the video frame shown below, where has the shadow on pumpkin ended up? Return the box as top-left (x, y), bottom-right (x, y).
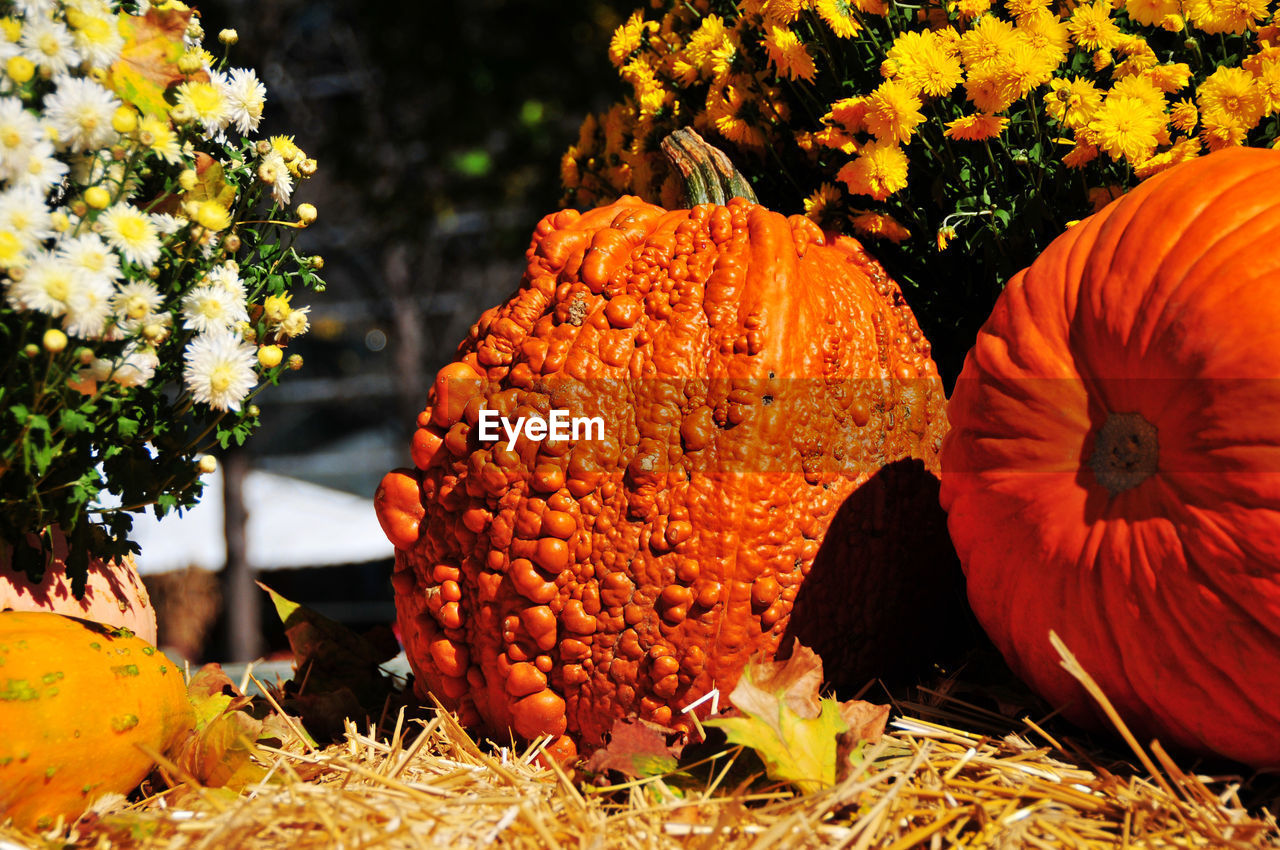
top-left (781, 458), bottom-right (976, 692)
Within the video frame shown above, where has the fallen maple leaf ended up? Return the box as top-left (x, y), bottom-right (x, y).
top-left (705, 641), bottom-right (889, 794)
top-left (258, 582), bottom-right (405, 742)
top-left (584, 717), bottom-right (684, 779)
top-left (169, 663), bottom-right (315, 790)
top-left (106, 8), bottom-right (208, 117)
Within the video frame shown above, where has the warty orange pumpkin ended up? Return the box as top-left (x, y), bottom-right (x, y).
top-left (940, 147), bottom-right (1280, 767)
top-left (377, 131), bottom-right (959, 762)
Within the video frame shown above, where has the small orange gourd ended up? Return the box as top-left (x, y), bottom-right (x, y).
top-left (0, 612), bottom-right (193, 831)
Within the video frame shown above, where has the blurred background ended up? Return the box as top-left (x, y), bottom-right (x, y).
top-left (134, 0), bottom-right (633, 663)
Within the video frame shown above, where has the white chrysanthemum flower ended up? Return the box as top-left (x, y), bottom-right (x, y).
top-left (0, 184), bottom-right (54, 248)
top-left (258, 150), bottom-right (294, 206)
top-left (62, 273), bottom-right (113, 338)
top-left (6, 251), bottom-right (77, 316)
top-left (0, 97), bottom-right (42, 181)
top-left (56, 232), bottom-right (121, 287)
top-left (183, 330), bottom-right (257, 412)
top-left (181, 282), bottom-right (249, 333)
top-left (225, 67), bottom-right (266, 134)
top-left (204, 262), bottom-right (246, 300)
top-left (43, 76), bottom-right (120, 152)
top-left (175, 71), bottom-right (233, 137)
top-left (98, 203), bottom-right (162, 268)
top-left (280, 305), bottom-right (310, 338)
top-left (14, 0), bottom-right (58, 17)
top-left (90, 340), bottom-right (158, 387)
top-left (15, 140), bottom-right (69, 191)
top-left (111, 278), bottom-right (165, 333)
top-left (19, 17), bottom-right (80, 77)
top-left (68, 8), bottom-right (124, 70)
top-left (151, 211), bottom-right (186, 236)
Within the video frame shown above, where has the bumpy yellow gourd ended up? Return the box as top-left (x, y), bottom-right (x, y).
top-left (0, 612), bottom-right (194, 831)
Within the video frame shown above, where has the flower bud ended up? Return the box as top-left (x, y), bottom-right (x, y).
top-left (309, 255), bottom-right (324, 270)
top-left (247, 404), bottom-right (261, 418)
top-left (218, 28), bottom-right (239, 45)
top-left (258, 344), bottom-right (284, 368)
top-left (287, 353), bottom-right (304, 371)
top-left (296, 203), bottom-right (317, 226)
top-left (112, 105), bottom-right (138, 133)
top-left (84, 185), bottom-right (111, 209)
top-left (198, 454), bottom-right (218, 474)
top-left (224, 232), bottom-right (241, 252)
top-left (43, 328), bottom-right (68, 353)
top-left (6, 55), bottom-right (34, 84)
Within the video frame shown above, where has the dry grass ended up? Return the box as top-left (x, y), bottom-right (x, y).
top-left (3, 637), bottom-right (1277, 849)
top-left (2, 704), bottom-right (1274, 848)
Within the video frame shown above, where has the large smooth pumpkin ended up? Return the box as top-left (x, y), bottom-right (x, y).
top-left (940, 147), bottom-right (1280, 767)
top-left (377, 150), bottom-right (959, 761)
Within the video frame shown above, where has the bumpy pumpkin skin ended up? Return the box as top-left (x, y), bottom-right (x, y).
top-left (0, 612), bottom-right (192, 831)
top-left (940, 147), bottom-right (1280, 768)
top-left (379, 196), bottom-right (955, 761)
top-left (1, 532), bottom-right (157, 645)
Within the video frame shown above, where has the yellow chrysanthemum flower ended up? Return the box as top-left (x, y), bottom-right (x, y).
top-left (1197, 65), bottom-right (1266, 129)
top-left (1185, 0), bottom-right (1268, 35)
top-left (1005, 0), bottom-right (1050, 23)
top-left (998, 39), bottom-right (1058, 98)
top-left (849, 211), bottom-right (911, 242)
top-left (835, 140), bottom-right (909, 200)
top-left (1170, 97), bottom-right (1199, 132)
top-left (1062, 139), bottom-right (1100, 168)
top-left (1253, 58), bottom-right (1280, 113)
top-left (803, 182), bottom-right (843, 225)
top-left (609, 11), bottom-right (649, 68)
top-left (1089, 95), bottom-right (1165, 163)
top-left (705, 81), bottom-right (767, 149)
top-left (684, 14), bottom-right (738, 81)
top-left (814, 0), bottom-right (862, 37)
top-left (760, 0), bottom-right (807, 25)
top-left (963, 68), bottom-right (1020, 113)
top-left (1111, 75), bottom-right (1166, 110)
top-left (951, 0), bottom-right (994, 21)
top-left (1133, 137), bottom-right (1202, 177)
top-left (1199, 109), bottom-right (1250, 149)
top-left (1067, 1), bottom-right (1122, 51)
top-left (863, 79), bottom-right (926, 143)
top-left (958, 14), bottom-right (1018, 69)
top-left (826, 96), bottom-right (868, 134)
top-left (944, 112), bottom-right (1009, 140)
top-left (1143, 63), bottom-right (1192, 93)
top-left (1124, 0), bottom-right (1180, 27)
top-left (762, 25), bottom-right (817, 81)
top-left (1112, 33), bottom-right (1157, 77)
top-left (1015, 8), bottom-right (1070, 65)
top-left (887, 31), bottom-right (963, 97)
top-left (814, 124), bottom-right (859, 153)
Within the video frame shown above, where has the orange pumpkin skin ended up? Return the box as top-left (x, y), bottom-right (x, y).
top-left (1, 533), bottom-right (157, 645)
top-left (939, 147), bottom-right (1280, 767)
top-left (379, 196), bottom-right (955, 760)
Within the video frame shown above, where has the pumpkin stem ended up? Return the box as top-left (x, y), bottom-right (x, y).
top-left (660, 128), bottom-right (759, 207)
top-left (1088, 412), bottom-right (1158, 495)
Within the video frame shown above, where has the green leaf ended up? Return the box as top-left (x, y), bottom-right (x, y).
top-left (117, 416), bottom-right (140, 438)
top-left (58, 408), bottom-right (93, 435)
top-left (711, 699), bottom-right (847, 793)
